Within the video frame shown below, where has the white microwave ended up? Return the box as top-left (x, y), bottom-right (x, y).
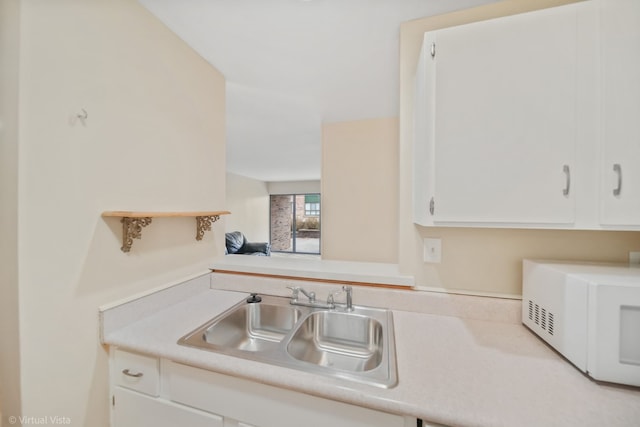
top-left (522, 259), bottom-right (640, 387)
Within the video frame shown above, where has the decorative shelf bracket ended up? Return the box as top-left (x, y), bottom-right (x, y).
top-left (102, 211), bottom-right (231, 253)
top-left (121, 217), bottom-right (152, 253)
top-left (196, 215), bottom-right (221, 241)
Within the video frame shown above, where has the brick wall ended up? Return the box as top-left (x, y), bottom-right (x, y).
top-left (270, 195), bottom-right (292, 251)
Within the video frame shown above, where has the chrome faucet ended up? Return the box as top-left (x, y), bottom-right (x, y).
top-left (287, 286), bottom-right (335, 309)
top-left (287, 285), bottom-right (353, 310)
top-left (287, 286), bottom-right (316, 302)
top-left (326, 286), bottom-right (354, 311)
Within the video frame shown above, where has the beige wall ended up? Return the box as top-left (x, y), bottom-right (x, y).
top-left (7, 0), bottom-right (226, 425)
top-left (322, 118), bottom-right (399, 263)
top-left (226, 173), bottom-right (270, 242)
top-left (0, 0), bottom-right (22, 424)
top-left (399, 0), bottom-right (640, 297)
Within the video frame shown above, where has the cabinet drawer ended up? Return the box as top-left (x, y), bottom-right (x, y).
top-left (113, 349), bottom-right (159, 396)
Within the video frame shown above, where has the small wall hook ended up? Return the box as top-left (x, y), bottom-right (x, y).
top-left (69, 108), bottom-right (89, 127)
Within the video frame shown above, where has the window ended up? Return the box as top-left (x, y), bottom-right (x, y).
top-left (270, 193), bottom-right (320, 254)
top-left (305, 195), bottom-right (320, 216)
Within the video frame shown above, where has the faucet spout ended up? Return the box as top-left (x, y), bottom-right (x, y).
top-left (287, 286), bottom-right (315, 301)
top-left (298, 287), bottom-right (316, 302)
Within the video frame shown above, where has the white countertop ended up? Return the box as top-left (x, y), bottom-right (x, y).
top-left (101, 277), bottom-right (640, 427)
top-left (210, 255), bottom-right (415, 287)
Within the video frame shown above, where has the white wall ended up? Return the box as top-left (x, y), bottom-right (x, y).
top-left (321, 118), bottom-right (399, 263)
top-left (226, 173), bottom-right (270, 242)
top-left (8, 0), bottom-right (227, 425)
top-left (0, 0), bottom-right (22, 424)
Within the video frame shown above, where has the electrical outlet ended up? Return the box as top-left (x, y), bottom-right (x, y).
top-left (630, 252), bottom-right (640, 265)
top-left (424, 238), bottom-right (442, 263)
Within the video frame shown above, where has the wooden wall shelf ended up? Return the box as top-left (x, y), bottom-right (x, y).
top-left (102, 211), bottom-right (231, 252)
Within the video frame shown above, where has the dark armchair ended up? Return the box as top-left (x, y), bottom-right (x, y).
top-left (225, 231), bottom-right (271, 256)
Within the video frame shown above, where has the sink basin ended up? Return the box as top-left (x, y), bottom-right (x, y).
top-left (180, 295), bottom-right (306, 352)
top-left (178, 294), bottom-right (397, 388)
top-left (287, 311), bottom-right (383, 372)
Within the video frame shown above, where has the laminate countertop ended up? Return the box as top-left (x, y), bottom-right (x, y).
top-left (100, 274), bottom-right (640, 427)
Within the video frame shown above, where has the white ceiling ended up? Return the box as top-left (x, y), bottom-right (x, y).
top-left (139, 0), bottom-right (496, 182)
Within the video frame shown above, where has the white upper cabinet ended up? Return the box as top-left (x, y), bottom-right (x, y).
top-left (434, 5), bottom-right (581, 225)
top-left (599, 0), bottom-right (640, 226)
top-left (413, 0), bottom-right (640, 229)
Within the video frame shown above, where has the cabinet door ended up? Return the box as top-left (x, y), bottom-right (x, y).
top-left (427, 4), bottom-right (584, 225)
top-left (599, 0), bottom-right (640, 226)
top-left (413, 32), bottom-right (436, 226)
top-left (113, 387), bottom-right (223, 427)
top-left (166, 360), bottom-right (406, 427)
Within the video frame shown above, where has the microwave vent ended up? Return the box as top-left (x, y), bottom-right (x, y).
top-left (528, 299), bottom-right (554, 336)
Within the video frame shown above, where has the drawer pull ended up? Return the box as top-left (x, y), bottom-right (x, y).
top-left (122, 369), bottom-right (144, 378)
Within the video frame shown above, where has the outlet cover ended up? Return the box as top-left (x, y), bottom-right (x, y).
top-left (630, 252), bottom-right (640, 265)
top-left (424, 238), bottom-right (442, 263)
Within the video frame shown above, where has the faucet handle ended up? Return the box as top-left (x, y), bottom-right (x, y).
top-left (286, 286), bottom-right (300, 299)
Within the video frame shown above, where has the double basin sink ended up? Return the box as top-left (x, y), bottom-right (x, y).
top-left (178, 294), bottom-right (397, 388)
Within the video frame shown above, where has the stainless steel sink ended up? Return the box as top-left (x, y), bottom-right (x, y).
top-left (180, 295), bottom-right (308, 353)
top-left (287, 311), bottom-right (383, 372)
top-left (178, 294), bottom-right (397, 388)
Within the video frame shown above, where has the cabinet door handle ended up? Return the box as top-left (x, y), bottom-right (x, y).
top-left (613, 163), bottom-right (622, 196)
top-left (122, 369), bottom-right (143, 378)
top-left (562, 165), bottom-right (570, 197)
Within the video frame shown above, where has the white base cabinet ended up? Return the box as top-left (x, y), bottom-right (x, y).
top-left (110, 348), bottom-right (415, 427)
top-left (113, 388), bottom-right (223, 427)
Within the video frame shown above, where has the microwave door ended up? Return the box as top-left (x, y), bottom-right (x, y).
top-left (588, 280), bottom-right (640, 387)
